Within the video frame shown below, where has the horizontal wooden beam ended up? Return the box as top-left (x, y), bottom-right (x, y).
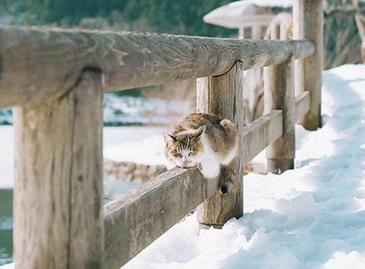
top-left (103, 110), bottom-right (284, 268)
top-left (242, 110), bottom-right (283, 165)
top-left (0, 26), bottom-right (315, 108)
top-left (295, 91), bottom-right (311, 122)
top-left (103, 167), bottom-right (218, 269)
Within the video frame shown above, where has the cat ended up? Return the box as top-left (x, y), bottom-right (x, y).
top-left (163, 113), bottom-right (238, 179)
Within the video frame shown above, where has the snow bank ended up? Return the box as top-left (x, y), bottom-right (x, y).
top-left (103, 94), bottom-right (190, 126)
top-left (0, 126), bottom-right (164, 189)
top-left (103, 126), bottom-right (165, 165)
top-left (2, 64), bottom-right (365, 269)
top-left (0, 126), bottom-right (14, 189)
top-left (0, 264), bottom-right (12, 269)
top-left (104, 135), bottom-right (165, 165)
top-left (121, 64), bottom-right (365, 269)
top-left (323, 251), bottom-right (365, 269)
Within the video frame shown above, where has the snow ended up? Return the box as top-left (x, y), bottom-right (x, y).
top-left (323, 251), bottom-right (365, 269)
top-left (0, 264), bottom-right (12, 269)
top-left (104, 135), bottom-right (165, 165)
top-left (0, 95), bottom-right (189, 126)
top-left (103, 94), bottom-right (189, 126)
top-left (241, 0), bottom-right (293, 7)
top-left (120, 64), bottom-right (365, 269)
top-left (2, 64), bottom-right (365, 268)
top-left (203, 0), bottom-right (292, 29)
top-left (0, 126), bottom-right (14, 189)
top-left (0, 126), bottom-right (164, 189)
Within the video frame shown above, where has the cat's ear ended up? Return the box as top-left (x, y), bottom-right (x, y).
top-left (196, 126), bottom-right (206, 138)
top-left (163, 132), bottom-right (176, 144)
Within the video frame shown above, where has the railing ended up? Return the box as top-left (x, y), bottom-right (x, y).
top-left (0, 1), bottom-right (322, 269)
top-left (355, 14), bottom-right (365, 62)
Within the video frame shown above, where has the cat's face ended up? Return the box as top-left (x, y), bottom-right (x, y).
top-left (164, 126), bottom-right (205, 168)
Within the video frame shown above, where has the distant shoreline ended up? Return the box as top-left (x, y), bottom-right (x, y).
top-left (0, 125), bottom-right (164, 189)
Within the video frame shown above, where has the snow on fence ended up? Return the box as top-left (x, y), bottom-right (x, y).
top-left (0, 1), bottom-right (322, 269)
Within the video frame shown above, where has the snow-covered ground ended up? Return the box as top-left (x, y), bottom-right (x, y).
top-left (0, 126), bottom-right (14, 189)
top-left (121, 64), bottom-right (365, 269)
top-left (104, 135), bottom-right (165, 165)
top-left (1, 64), bottom-right (365, 268)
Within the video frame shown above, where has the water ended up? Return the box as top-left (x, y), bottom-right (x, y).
top-left (0, 190), bottom-right (12, 266)
top-left (0, 93), bottom-right (175, 265)
top-left (0, 181), bottom-right (138, 266)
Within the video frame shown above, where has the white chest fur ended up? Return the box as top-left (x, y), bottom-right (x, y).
top-left (199, 137), bottom-right (237, 179)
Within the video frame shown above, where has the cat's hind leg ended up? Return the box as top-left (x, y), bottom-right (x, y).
top-left (220, 119), bottom-right (238, 142)
top-left (220, 118), bottom-right (235, 129)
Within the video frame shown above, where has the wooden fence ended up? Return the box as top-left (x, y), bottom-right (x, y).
top-left (355, 14), bottom-right (365, 62)
top-left (0, 0), bottom-right (322, 268)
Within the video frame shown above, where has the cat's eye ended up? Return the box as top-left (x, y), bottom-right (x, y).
top-left (188, 152), bottom-right (193, 156)
top-left (173, 153), bottom-right (182, 158)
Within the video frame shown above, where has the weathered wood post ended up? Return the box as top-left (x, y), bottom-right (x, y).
top-left (264, 58), bottom-right (295, 173)
top-left (196, 62), bottom-right (244, 228)
top-left (293, 0), bottom-right (323, 130)
top-left (13, 70), bottom-right (104, 269)
top-left (355, 15), bottom-right (365, 63)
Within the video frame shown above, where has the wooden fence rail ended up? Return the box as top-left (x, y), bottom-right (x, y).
top-left (0, 1), bottom-right (323, 269)
top-left (0, 28), bottom-right (314, 109)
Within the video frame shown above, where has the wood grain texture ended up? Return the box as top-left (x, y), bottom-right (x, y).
top-left (241, 110), bottom-right (283, 165)
top-left (355, 15), bottom-right (365, 40)
top-left (264, 58), bottom-right (295, 173)
top-left (196, 62), bottom-right (244, 228)
top-left (295, 91), bottom-right (311, 122)
top-left (0, 26), bottom-right (315, 108)
top-left (103, 110), bottom-right (285, 268)
top-left (358, 15), bottom-right (365, 63)
top-left (13, 70), bottom-right (103, 269)
top-left (103, 167), bottom-right (216, 269)
top-left (293, 0), bottom-right (323, 130)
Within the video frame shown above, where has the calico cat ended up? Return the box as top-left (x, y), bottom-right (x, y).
top-left (163, 113), bottom-right (238, 179)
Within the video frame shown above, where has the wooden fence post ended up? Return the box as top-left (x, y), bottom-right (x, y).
top-left (264, 58), bottom-right (295, 174)
top-left (196, 61), bottom-right (244, 228)
top-left (355, 15), bottom-right (365, 63)
top-left (13, 70), bottom-right (104, 269)
top-left (293, 0), bottom-right (323, 130)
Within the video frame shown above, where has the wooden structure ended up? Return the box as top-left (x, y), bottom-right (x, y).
top-left (0, 1), bottom-right (322, 268)
top-left (355, 14), bottom-right (365, 62)
top-left (293, 0), bottom-right (323, 130)
top-left (203, 1), bottom-right (277, 39)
